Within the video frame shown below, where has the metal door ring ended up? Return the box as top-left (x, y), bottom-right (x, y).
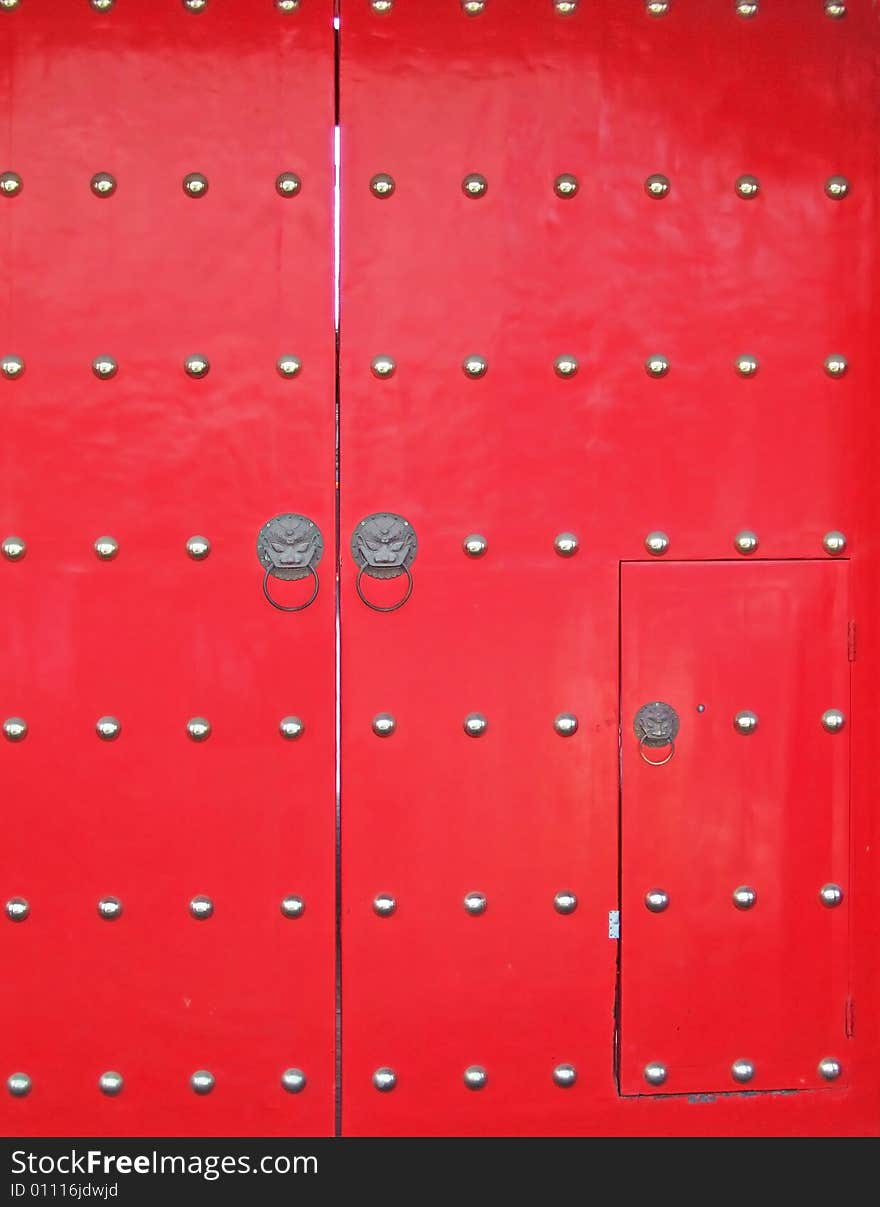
top-left (256, 512), bottom-right (323, 613)
top-left (356, 564), bottom-right (413, 612)
top-left (638, 735), bottom-right (675, 766)
top-left (263, 564), bottom-right (319, 612)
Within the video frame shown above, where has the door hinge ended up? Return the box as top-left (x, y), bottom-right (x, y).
top-left (608, 910), bottom-right (620, 940)
top-left (847, 620), bottom-right (856, 662)
top-left (845, 996), bottom-right (855, 1038)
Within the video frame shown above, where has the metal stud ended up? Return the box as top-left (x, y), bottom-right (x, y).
top-left (463, 892), bottom-right (487, 916)
top-left (97, 896), bottom-right (123, 920)
top-left (94, 536), bottom-right (119, 561)
top-left (5, 897), bottom-right (29, 921)
top-left (372, 713), bottom-right (396, 738)
top-left (96, 716), bottom-right (121, 741)
top-left (372, 1067), bottom-right (397, 1091)
top-left (735, 354), bottom-right (758, 377)
top-left (281, 1068), bottom-right (307, 1093)
top-left (371, 355), bottom-right (396, 379)
top-left (276, 1), bottom-right (303, 11)
top-left (186, 717), bottom-right (212, 742)
top-left (461, 174), bottom-right (488, 198)
top-left (7, 1074), bottom-right (31, 1098)
top-left (824, 1), bottom-right (846, 17)
top-left (463, 1065), bottom-right (487, 1089)
top-left (823, 354), bottom-right (847, 378)
top-left (462, 354), bottom-right (487, 379)
top-left (819, 883), bottom-right (844, 908)
top-left (821, 708), bottom-right (846, 733)
top-left (554, 355), bottom-right (579, 378)
top-left (735, 174), bottom-right (760, 199)
top-left (280, 895), bottom-right (305, 918)
top-left (3, 718), bottom-right (28, 742)
top-left (732, 885), bottom-right (758, 910)
top-left (279, 716), bottom-right (305, 740)
top-left (0, 1), bottom-right (22, 10)
top-left (735, 1), bottom-right (758, 15)
top-left (2, 536), bottom-right (26, 561)
top-left (734, 530), bottom-right (759, 555)
top-left (190, 1070), bottom-right (214, 1094)
top-left (182, 172), bottom-right (208, 198)
top-left (1, 355), bottom-right (24, 379)
top-left (553, 1063), bottom-right (577, 1087)
top-left (92, 355), bottom-right (118, 380)
top-left (370, 173), bottom-right (395, 198)
top-left (0, 171), bottom-right (23, 197)
top-left (553, 891), bottom-right (577, 915)
top-left (91, 0), bottom-right (115, 10)
top-left (463, 713), bottom-right (488, 737)
top-left (554, 713), bottom-right (578, 737)
top-left (189, 895), bottom-right (214, 920)
top-left (644, 889), bottom-right (669, 913)
top-left (277, 354), bottom-right (302, 379)
top-left (645, 1), bottom-right (670, 14)
top-left (373, 893), bottom-right (397, 917)
top-left (90, 172), bottom-right (117, 198)
top-left (824, 175), bottom-right (849, 199)
top-left (554, 173), bottom-right (579, 198)
top-left (733, 710), bottom-right (758, 735)
top-left (99, 1071), bottom-right (124, 1096)
top-left (183, 0), bottom-right (208, 11)
top-left (461, 0), bottom-right (486, 13)
top-left (818, 1057), bottom-right (841, 1081)
top-left (644, 531), bottom-right (669, 556)
top-left (643, 1062), bottom-right (667, 1086)
top-left (463, 534), bottom-right (488, 558)
top-left (184, 354), bottom-right (210, 378)
top-left (644, 174), bottom-right (670, 199)
top-left (185, 535), bottom-right (210, 560)
top-left (276, 172), bottom-right (301, 198)
top-left (822, 530), bottom-right (847, 556)
top-left (645, 355), bottom-right (669, 378)
top-left (554, 532), bottom-right (579, 558)
top-left (731, 1059), bottom-right (755, 1084)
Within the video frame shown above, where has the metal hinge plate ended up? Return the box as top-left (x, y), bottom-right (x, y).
top-left (608, 910), bottom-right (620, 940)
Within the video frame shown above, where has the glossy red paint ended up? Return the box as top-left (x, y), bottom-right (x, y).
top-left (339, 0), bottom-right (879, 1135)
top-left (1, 1), bottom-right (336, 1136)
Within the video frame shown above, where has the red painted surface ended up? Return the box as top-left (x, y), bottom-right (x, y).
top-left (339, 0), bottom-right (879, 1136)
top-left (0, 1), bottom-right (336, 1136)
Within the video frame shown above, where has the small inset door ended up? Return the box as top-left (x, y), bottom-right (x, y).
top-left (620, 561), bottom-right (851, 1096)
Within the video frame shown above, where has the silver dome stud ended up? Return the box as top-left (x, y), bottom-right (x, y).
top-left (370, 0), bottom-right (393, 12)
top-left (463, 713), bottom-right (488, 737)
top-left (94, 536), bottom-right (119, 561)
top-left (461, 0), bottom-right (487, 13)
top-left (281, 1068), bottom-right (307, 1093)
top-left (190, 1070), bottom-right (215, 1094)
top-left (644, 531), bottom-right (669, 556)
top-left (554, 173), bottom-right (579, 198)
top-left (825, 175), bottom-right (850, 199)
top-left (1, 355), bottom-right (24, 379)
top-left (92, 355), bottom-right (118, 380)
top-left (182, 172), bottom-right (208, 198)
top-left (735, 174), bottom-right (760, 199)
top-left (644, 889), bottom-right (669, 913)
top-left (7, 1074), bottom-right (31, 1098)
top-left (280, 895), bottom-right (305, 918)
top-left (645, 2), bottom-right (670, 15)
top-left (189, 895), bottom-right (214, 920)
top-left (372, 713), bottom-right (396, 738)
top-left (824, 1), bottom-right (846, 16)
top-left (97, 896), bottom-right (123, 920)
top-left (370, 173), bottom-right (395, 198)
top-left (818, 1057), bottom-right (841, 1081)
top-left (822, 530), bottom-right (847, 556)
top-left (644, 173), bottom-right (670, 199)
top-left (462, 173), bottom-right (488, 198)
top-left (92, 0), bottom-right (115, 10)
top-left (184, 354), bottom-right (210, 378)
top-left (553, 1063), bottom-right (577, 1087)
top-left (185, 535), bottom-right (210, 560)
top-left (2, 536), bottom-right (26, 561)
top-left (372, 1067), bottom-right (397, 1091)
top-left (643, 1062), bottom-right (667, 1086)
top-left (186, 717), bottom-right (211, 742)
top-left (554, 713), bottom-right (578, 737)
top-left (463, 1065), bottom-right (487, 1090)
top-left (463, 534), bottom-right (488, 558)
top-left (5, 897), bottom-right (29, 921)
top-left (554, 0), bottom-right (579, 13)
top-left (277, 354), bottom-right (302, 379)
top-left (371, 355), bottom-right (396, 379)
top-left (0, 171), bottom-right (23, 197)
top-left (90, 172), bottom-right (117, 198)
top-left (95, 716), bottom-right (121, 741)
top-left (99, 1071), bottom-right (124, 1096)
top-left (372, 893), bottom-right (397, 917)
top-left (645, 355), bottom-right (669, 378)
top-left (731, 1059), bottom-right (755, 1084)
top-left (279, 716), bottom-right (305, 740)
top-left (0, 0), bottom-right (21, 9)
top-left (553, 891), bottom-right (578, 915)
top-left (734, 530), bottom-right (759, 555)
top-left (275, 172), bottom-right (302, 198)
top-left (823, 354), bottom-right (848, 378)
top-left (463, 892), bottom-right (487, 916)
top-left (819, 883), bottom-right (844, 908)
top-left (735, 354), bottom-right (758, 377)
top-left (732, 885), bottom-right (758, 911)
top-left (735, 1), bottom-right (759, 15)
top-left (462, 354), bottom-right (488, 378)
top-left (821, 708), bottom-right (846, 733)
top-left (3, 718), bottom-right (28, 742)
top-left (554, 354), bottom-right (579, 378)
top-left (733, 710), bottom-right (758, 735)
top-left (184, 0), bottom-right (208, 11)
top-left (554, 532), bottom-right (579, 557)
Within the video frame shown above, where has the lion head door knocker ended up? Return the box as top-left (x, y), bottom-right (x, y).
top-left (351, 512), bottom-right (417, 613)
top-left (633, 701), bottom-right (680, 767)
top-left (256, 513), bottom-right (324, 612)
